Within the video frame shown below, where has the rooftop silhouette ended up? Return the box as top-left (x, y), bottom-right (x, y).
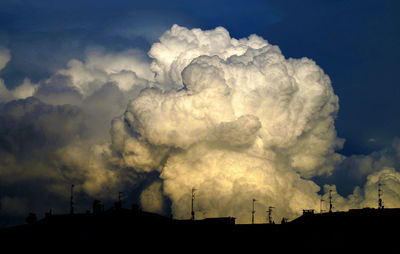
top-left (1, 200), bottom-right (400, 251)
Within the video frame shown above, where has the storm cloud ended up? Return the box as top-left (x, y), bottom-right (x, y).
top-left (1, 25), bottom-right (400, 225)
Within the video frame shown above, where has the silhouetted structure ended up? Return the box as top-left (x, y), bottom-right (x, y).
top-left (378, 183), bottom-right (384, 209)
top-left (70, 184), bottom-right (74, 215)
top-left (114, 192), bottom-right (123, 209)
top-left (291, 207), bottom-right (400, 233)
top-left (93, 200), bottom-right (104, 214)
top-left (267, 206), bottom-right (274, 224)
top-left (251, 198), bottom-right (256, 224)
top-left (45, 209), bottom-right (52, 218)
top-left (25, 213), bottom-right (37, 224)
top-left (131, 203), bottom-right (140, 211)
top-left (2, 201), bottom-right (400, 251)
top-left (191, 188), bottom-right (196, 220)
top-left (320, 196), bottom-right (324, 213)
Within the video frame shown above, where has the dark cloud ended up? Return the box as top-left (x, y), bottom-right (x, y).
top-left (0, 97), bottom-right (86, 225)
top-left (0, 97), bottom-right (86, 154)
top-left (314, 138), bottom-right (400, 196)
top-left (0, 98), bottom-right (86, 185)
top-left (35, 75), bottom-right (83, 105)
top-left (0, 47), bottom-right (154, 226)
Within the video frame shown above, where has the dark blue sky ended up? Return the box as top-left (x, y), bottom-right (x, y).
top-left (0, 0), bottom-right (399, 155)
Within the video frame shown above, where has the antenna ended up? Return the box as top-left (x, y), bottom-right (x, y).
top-left (329, 189), bottom-right (333, 213)
top-left (320, 196), bottom-right (324, 214)
top-left (114, 191), bottom-right (123, 209)
top-left (70, 184), bottom-right (74, 215)
top-left (251, 199), bottom-right (257, 224)
top-left (378, 182), bottom-right (384, 209)
top-left (267, 206), bottom-right (275, 224)
top-left (191, 188), bottom-right (196, 220)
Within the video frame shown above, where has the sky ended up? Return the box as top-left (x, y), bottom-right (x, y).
top-left (0, 0), bottom-right (400, 226)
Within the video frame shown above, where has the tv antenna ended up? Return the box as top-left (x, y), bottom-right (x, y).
top-left (191, 188), bottom-right (197, 220)
top-left (267, 206), bottom-right (275, 224)
top-left (329, 189), bottom-right (333, 213)
top-left (113, 191), bottom-right (124, 209)
top-left (320, 196), bottom-right (324, 214)
top-left (378, 182), bottom-right (384, 209)
top-left (251, 199), bottom-right (257, 224)
top-left (70, 184), bottom-right (74, 215)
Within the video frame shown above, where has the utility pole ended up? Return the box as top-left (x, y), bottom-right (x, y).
top-left (70, 184), bottom-right (74, 215)
top-left (267, 206), bottom-right (275, 224)
top-left (191, 188), bottom-right (196, 220)
top-left (251, 199), bottom-right (257, 224)
top-left (329, 189), bottom-right (333, 213)
top-left (378, 183), bottom-right (384, 209)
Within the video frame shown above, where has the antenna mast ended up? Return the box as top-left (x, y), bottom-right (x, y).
top-left (191, 188), bottom-right (196, 220)
top-left (70, 184), bottom-right (74, 215)
top-left (378, 183), bottom-right (384, 209)
top-left (329, 189), bottom-right (333, 213)
top-left (320, 196), bottom-right (324, 214)
top-left (267, 206), bottom-right (275, 224)
top-left (115, 191), bottom-right (123, 209)
top-left (251, 199), bottom-right (257, 224)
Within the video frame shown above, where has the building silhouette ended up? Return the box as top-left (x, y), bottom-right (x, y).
top-left (1, 200), bottom-right (400, 251)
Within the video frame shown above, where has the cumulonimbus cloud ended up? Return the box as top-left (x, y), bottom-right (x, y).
top-left (111, 25), bottom-right (346, 222)
top-left (1, 25), bottom-right (400, 224)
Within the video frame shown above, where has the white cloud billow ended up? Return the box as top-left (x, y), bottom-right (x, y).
top-left (113, 25), bottom-right (346, 222)
top-left (54, 47), bottom-right (154, 97)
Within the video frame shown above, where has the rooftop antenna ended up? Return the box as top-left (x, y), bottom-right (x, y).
top-left (329, 189), bottom-right (333, 213)
top-left (115, 191), bottom-right (123, 209)
top-left (251, 198), bottom-right (257, 224)
top-left (320, 196), bottom-right (325, 214)
top-left (191, 188), bottom-right (196, 220)
top-left (378, 182), bottom-right (384, 209)
top-left (70, 184), bottom-right (74, 215)
top-left (267, 206), bottom-right (275, 224)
